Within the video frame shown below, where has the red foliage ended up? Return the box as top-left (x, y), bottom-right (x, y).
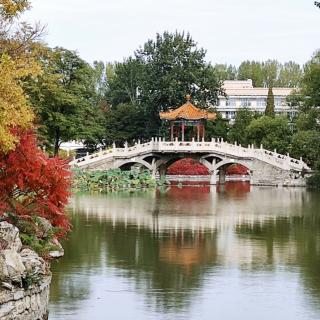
top-left (167, 158), bottom-right (209, 175)
top-left (0, 130), bottom-right (71, 237)
top-left (226, 164), bottom-right (249, 175)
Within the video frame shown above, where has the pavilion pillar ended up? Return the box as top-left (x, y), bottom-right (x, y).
top-left (202, 124), bottom-right (205, 140)
top-left (181, 123), bottom-right (185, 142)
top-left (197, 124), bottom-right (200, 142)
top-left (170, 122), bottom-right (174, 141)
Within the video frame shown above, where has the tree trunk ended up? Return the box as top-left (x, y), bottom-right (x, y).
top-left (54, 128), bottom-right (60, 156)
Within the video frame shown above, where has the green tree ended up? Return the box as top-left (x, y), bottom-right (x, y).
top-left (228, 108), bottom-right (257, 146)
top-left (301, 50), bottom-right (320, 109)
top-left (238, 61), bottom-right (264, 87)
top-left (134, 31), bottom-right (221, 136)
top-left (246, 116), bottom-right (291, 153)
top-left (26, 47), bottom-right (105, 155)
top-left (291, 130), bottom-right (320, 167)
top-left (106, 58), bottom-right (143, 106)
top-left (295, 109), bottom-right (320, 131)
top-left (103, 103), bottom-right (146, 146)
top-left (265, 87), bottom-right (275, 117)
top-left (263, 60), bottom-right (280, 87)
top-left (205, 111), bottom-right (229, 140)
top-left (277, 61), bottom-right (302, 88)
top-left (211, 64), bottom-right (237, 81)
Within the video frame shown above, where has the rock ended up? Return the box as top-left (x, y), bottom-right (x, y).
top-left (0, 301), bottom-right (14, 318)
top-left (48, 238), bottom-right (64, 258)
top-left (1, 282), bottom-right (14, 291)
top-left (35, 217), bottom-right (52, 238)
top-left (20, 248), bottom-right (46, 276)
top-left (0, 221), bottom-right (61, 319)
top-left (0, 250), bottom-right (26, 284)
top-left (0, 222), bottom-right (22, 252)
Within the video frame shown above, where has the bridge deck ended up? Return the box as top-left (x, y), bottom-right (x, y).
top-left (70, 138), bottom-right (310, 173)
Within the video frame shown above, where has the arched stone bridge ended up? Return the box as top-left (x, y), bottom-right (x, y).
top-left (70, 138), bottom-right (311, 186)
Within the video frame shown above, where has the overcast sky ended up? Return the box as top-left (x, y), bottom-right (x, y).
top-left (24, 0), bottom-right (320, 66)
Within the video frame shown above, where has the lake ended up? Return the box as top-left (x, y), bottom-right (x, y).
top-left (49, 183), bottom-right (320, 320)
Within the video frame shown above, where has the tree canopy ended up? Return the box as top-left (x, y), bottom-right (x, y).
top-left (301, 50), bottom-right (320, 108)
top-left (105, 31), bottom-right (222, 139)
top-left (26, 47), bottom-right (106, 155)
top-left (0, 0), bottom-right (42, 152)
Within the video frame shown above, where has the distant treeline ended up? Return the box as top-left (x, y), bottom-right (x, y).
top-left (23, 31), bottom-right (316, 155)
top-left (211, 60), bottom-right (302, 88)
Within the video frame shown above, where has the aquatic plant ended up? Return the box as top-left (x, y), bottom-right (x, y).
top-left (72, 168), bottom-right (159, 192)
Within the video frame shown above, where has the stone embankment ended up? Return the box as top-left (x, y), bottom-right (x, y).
top-left (0, 221), bottom-right (62, 320)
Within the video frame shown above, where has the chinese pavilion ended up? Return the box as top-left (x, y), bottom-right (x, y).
top-left (159, 95), bottom-right (216, 141)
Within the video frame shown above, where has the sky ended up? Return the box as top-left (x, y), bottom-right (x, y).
top-left (24, 0), bottom-right (320, 66)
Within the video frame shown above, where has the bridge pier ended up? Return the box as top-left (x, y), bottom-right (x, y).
top-left (218, 169), bottom-right (226, 185)
top-left (210, 170), bottom-right (218, 185)
top-left (159, 166), bottom-right (167, 181)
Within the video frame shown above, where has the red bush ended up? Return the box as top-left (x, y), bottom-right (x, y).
top-left (226, 164), bottom-right (249, 175)
top-left (167, 158), bottom-right (209, 175)
top-left (0, 130), bottom-right (71, 237)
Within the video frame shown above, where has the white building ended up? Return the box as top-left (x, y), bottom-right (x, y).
top-left (216, 80), bottom-right (296, 121)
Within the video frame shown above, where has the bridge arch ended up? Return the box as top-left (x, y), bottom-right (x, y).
top-left (213, 159), bottom-right (253, 173)
top-left (114, 158), bottom-right (152, 171)
top-left (211, 159), bottom-right (252, 184)
top-left (155, 155), bottom-right (213, 175)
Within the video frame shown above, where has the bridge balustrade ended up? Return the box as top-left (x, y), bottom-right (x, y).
top-left (70, 138), bottom-right (309, 173)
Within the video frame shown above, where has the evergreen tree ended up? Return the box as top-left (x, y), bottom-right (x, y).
top-left (265, 87), bottom-right (275, 117)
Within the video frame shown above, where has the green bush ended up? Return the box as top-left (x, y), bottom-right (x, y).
top-left (307, 171), bottom-right (320, 189)
top-left (14, 216), bottom-right (61, 258)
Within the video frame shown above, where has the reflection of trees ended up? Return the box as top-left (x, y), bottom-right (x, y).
top-left (235, 194), bottom-right (320, 302)
top-left (50, 204), bottom-right (218, 313)
top-left (104, 224), bottom-right (218, 311)
top-left (50, 209), bottom-right (109, 306)
top-left (49, 187), bottom-right (320, 317)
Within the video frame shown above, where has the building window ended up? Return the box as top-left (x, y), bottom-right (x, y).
top-left (226, 98), bottom-right (236, 107)
top-left (257, 98), bottom-right (266, 107)
top-left (240, 98), bottom-right (251, 107)
top-left (275, 98), bottom-right (283, 106)
top-left (226, 111), bottom-right (235, 119)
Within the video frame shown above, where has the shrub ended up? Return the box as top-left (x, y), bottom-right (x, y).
top-left (167, 158), bottom-right (209, 175)
top-left (0, 130), bottom-right (72, 237)
top-left (307, 171), bottom-right (320, 189)
top-left (72, 168), bottom-right (159, 192)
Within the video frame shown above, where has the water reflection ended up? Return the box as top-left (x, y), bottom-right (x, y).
top-left (49, 185), bottom-right (320, 320)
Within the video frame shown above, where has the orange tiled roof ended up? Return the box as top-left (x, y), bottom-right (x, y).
top-left (159, 99), bottom-right (216, 121)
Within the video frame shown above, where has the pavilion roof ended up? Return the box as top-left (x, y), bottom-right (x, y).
top-left (159, 97), bottom-right (216, 121)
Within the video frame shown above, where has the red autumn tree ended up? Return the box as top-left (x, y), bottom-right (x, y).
top-left (0, 130), bottom-right (71, 237)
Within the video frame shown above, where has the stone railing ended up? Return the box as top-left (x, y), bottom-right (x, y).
top-left (70, 138), bottom-right (310, 172)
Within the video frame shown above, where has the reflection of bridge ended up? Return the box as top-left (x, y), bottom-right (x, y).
top-left (70, 187), bottom-right (308, 233)
top-left (70, 138), bottom-right (311, 186)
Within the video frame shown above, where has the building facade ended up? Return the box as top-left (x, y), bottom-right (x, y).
top-left (216, 80), bottom-right (296, 121)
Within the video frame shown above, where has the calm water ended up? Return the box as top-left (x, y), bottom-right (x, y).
top-left (49, 183), bottom-right (320, 320)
